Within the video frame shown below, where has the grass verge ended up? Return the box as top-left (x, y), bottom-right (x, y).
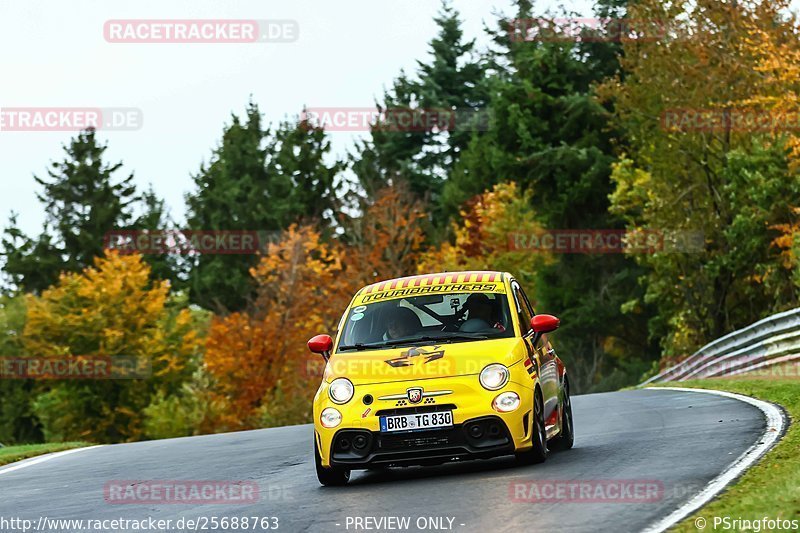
top-left (651, 374), bottom-right (799, 530)
top-left (0, 442), bottom-right (91, 467)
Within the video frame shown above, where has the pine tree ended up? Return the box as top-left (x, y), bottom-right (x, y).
top-left (2, 129), bottom-right (137, 293)
top-left (269, 117), bottom-right (344, 229)
top-left (184, 103), bottom-right (343, 311)
top-left (185, 102), bottom-right (273, 312)
top-left (351, 1), bottom-right (489, 205)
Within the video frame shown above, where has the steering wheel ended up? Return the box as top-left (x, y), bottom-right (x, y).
top-left (459, 318), bottom-right (492, 333)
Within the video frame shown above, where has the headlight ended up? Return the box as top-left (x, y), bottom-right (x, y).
top-left (480, 364), bottom-right (509, 390)
top-left (492, 392), bottom-right (520, 413)
top-left (320, 407), bottom-right (342, 428)
top-left (328, 378), bottom-right (354, 404)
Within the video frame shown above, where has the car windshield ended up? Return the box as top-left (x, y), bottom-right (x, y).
top-left (338, 291), bottom-right (514, 351)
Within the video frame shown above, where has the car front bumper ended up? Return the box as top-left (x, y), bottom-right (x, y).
top-left (326, 415), bottom-right (516, 468)
top-left (313, 373), bottom-right (537, 469)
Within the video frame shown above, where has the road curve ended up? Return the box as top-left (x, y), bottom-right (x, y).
top-left (0, 389), bottom-right (768, 533)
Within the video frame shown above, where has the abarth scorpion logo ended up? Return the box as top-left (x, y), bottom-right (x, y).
top-left (384, 346), bottom-right (445, 368)
top-left (407, 387), bottom-right (423, 404)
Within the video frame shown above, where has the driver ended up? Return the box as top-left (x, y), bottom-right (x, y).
top-left (383, 307), bottom-right (422, 340)
top-left (464, 294), bottom-right (506, 332)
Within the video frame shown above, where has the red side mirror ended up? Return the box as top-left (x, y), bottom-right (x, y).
top-left (308, 334), bottom-right (333, 355)
top-left (531, 314), bottom-right (560, 334)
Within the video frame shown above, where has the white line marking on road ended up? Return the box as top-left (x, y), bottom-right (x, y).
top-left (0, 445), bottom-right (105, 476)
top-left (641, 386), bottom-right (786, 533)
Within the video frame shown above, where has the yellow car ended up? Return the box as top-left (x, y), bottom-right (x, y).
top-left (307, 270), bottom-right (574, 486)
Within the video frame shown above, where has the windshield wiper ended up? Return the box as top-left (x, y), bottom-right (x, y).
top-left (338, 333), bottom-right (490, 351)
top-left (374, 333), bottom-right (490, 348)
top-left (337, 342), bottom-right (385, 351)
top-left (404, 333), bottom-right (490, 344)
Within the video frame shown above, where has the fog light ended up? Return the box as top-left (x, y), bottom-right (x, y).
top-left (492, 392), bottom-right (520, 413)
top-left (353, 435), bottom-right (368, 449)
top-left (468, 423), bottom-right (484, 439)
top-left (320, 407), bottom-right (342, 428)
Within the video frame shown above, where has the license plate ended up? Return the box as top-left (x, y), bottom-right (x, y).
top-left (379, 411), bottom-right (453, 433)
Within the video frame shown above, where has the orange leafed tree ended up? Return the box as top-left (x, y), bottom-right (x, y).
top-left (771, 207), bottom-right (800, 275)
top-left (344, 183), bottom-right (427, 286)
top-left (204, 225), bottom-right (355, 428)
top-left (735, 1), bottom-right (800, 167)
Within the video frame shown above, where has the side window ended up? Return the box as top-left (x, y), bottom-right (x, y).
top-left (512, 282), bottom-right (533, 334)
top-left (518, 286), bottom-right (536, 317)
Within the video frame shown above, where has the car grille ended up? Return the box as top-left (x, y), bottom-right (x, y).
top-left (377, 434), bottom-right (454, 450)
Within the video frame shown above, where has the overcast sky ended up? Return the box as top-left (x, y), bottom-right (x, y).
top-left (0, 0), bottom-right (594, 236)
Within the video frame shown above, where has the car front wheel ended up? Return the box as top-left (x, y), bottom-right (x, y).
top-left (515, 390), bottom-right (547, 464)
top-left (315, 440), bottom-right (350, 486)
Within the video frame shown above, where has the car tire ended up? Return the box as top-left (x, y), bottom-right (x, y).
top-left (315, 440), bottom-right (350, 486)
top-left (515, 390), bottom-right (547, 464)
top-left (550, 379), bottom-right (574, 451)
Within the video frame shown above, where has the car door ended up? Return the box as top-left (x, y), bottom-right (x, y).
top-left (512, 281), bottom-right (559, 421)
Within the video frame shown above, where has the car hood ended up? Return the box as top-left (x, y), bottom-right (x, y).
top-left (324, 338), bottom-right (524, 385)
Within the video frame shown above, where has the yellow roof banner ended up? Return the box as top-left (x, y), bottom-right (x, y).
top-left (354, 271), bottom-right (506, 305)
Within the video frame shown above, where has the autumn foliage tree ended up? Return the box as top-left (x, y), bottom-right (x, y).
top-left (602, 0), bottom-right (800, 356)
top-left (770, 207), bottom-right (800, 290)
top-left (204, 226), bottom-right (354, 428)
top-left (734, 0), bottom-right (800, 166)
top-left (343, 183), bottom-right (427, 286)
top-left (419, 182), bottom-right (547, 290)
top-left (736, 2), bottom-right (800, 297)
top-left (21, 251), bottom-right (204, 443)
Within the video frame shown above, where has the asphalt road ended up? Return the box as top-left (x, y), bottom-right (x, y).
top-left (0, 389), bottom-right (767, 533)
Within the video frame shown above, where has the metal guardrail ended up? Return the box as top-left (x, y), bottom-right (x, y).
top-left (642, 307), bottom-right (800, 384)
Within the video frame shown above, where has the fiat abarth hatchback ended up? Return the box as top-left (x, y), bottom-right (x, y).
top-left (307, 270), bottom-right (574, 486)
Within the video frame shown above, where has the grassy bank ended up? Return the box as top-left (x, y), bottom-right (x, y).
top-left (0, 442), bottom-right (91, 467)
